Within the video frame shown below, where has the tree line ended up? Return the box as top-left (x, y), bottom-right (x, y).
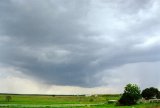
top-left (118, 83), bottom-right (160, 106)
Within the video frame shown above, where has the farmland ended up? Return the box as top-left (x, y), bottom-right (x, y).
top-left (0, 94), bottom-right (159, 108)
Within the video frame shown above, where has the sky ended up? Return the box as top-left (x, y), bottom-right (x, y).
top-left (0, 0), bottom-right (160, 94)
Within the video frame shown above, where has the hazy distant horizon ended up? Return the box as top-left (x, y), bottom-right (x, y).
top-left (0, 0), bottom-right (160, 94)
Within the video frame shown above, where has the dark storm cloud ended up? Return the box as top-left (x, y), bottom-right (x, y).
top-left (0, 0), bottom-right (160, 87)
top-left (0, 0), bottom-right (100, 87)
top-left (0, 0), bottom-right (90, 45)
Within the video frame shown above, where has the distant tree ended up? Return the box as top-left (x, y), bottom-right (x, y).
top-left (141, 87), bottom-right (159, 100)
top-left (157, 91), bottom-right (160, 99)
top-left (89, 98), bottom-right (94, 102)
top-left (5, 96), bottom-right (12, 102)
top-left (118, 84), bottom-right (141, 105)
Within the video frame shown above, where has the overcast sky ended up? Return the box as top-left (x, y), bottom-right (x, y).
top-left (0, 0), bottom-right (160, 94)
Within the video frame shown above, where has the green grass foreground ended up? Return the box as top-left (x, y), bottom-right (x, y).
top-left (0, 94), bottom-right (119, 104)
top-left (0, 94), bottom-right (159, 108)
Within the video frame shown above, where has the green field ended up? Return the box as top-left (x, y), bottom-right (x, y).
top-left (0, 94), bottom-right (159, 108)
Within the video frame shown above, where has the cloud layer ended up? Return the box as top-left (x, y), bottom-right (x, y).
top-left (0, 0), bottom-right (160, 93)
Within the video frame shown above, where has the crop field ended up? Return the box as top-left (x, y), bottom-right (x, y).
top-left (0, 94), bottom-right (159, 108)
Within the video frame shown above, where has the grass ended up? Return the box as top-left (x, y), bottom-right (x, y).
top-left (0, 94), bottom-right (120, 105)
top-left (0, 103), bottom-right (159, 108)
top-left (0, 94), bottom-right (159, 108)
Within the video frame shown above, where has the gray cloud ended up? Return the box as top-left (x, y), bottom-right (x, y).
top-left (0, 0), bottom-right (160, 88)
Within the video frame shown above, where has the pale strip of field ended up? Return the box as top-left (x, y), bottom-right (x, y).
top-left (0, 103), bottom-right (103, 108)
